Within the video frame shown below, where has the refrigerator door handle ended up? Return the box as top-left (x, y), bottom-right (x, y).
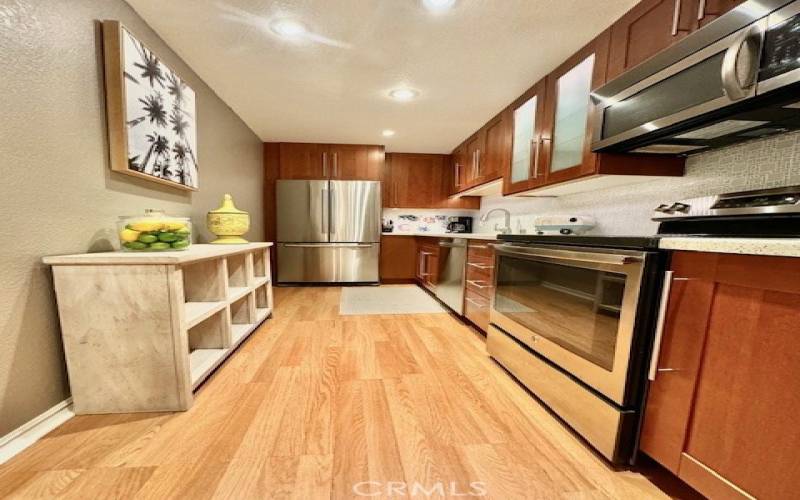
top-left (330, 187), bottom-right (336, 235)
top-left (321, 187), bottom-right (329, 235)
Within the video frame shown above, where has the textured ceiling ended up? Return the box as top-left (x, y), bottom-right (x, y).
top-left (125, 0), bottom-right (638, 153)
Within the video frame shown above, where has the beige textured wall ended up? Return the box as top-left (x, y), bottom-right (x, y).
top-left (0, 0), bottom-right (264, 435)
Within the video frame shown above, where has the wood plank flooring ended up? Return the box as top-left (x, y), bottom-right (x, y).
top-left (0, 286), bottom-right (695, 499)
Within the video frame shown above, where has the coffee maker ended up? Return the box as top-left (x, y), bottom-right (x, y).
top-left (446, 216), bottom-right (472, 233)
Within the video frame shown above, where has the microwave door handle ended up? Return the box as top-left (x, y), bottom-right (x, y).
top-left (721, 24), bottom-right (763, 101)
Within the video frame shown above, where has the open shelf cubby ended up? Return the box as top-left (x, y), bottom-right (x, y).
top-left (183, 259), bottom-right (227, 328)
top-left (44, 243), bottom-right (273, 414)
top-left (255, 282), bottom-right (273, 323)
top-left (188, 309), bottom-right (228, 388)
top-left (253, 248), bottom-right (269, 278)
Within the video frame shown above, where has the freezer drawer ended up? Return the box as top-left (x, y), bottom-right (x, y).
top-left (277, 243), bottom-right (379, 283)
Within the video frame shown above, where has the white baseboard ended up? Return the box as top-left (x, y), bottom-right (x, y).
top-left (0, 398), bottom-right (74, 465)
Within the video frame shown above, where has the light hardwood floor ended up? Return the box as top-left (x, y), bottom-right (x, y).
top-left (0, 286), bottom-right (695, 499)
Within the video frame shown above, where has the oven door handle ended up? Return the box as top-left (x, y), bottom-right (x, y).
top-left (490, 243), bottom-right (640, 266)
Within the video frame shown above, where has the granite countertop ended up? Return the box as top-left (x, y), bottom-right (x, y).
top-left (381, 231), bottom-right (500, 241)
top-left (658, 237), bottom-right (800, 257)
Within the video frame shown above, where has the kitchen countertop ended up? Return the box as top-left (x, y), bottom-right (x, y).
top-left (381, 232), bottom-right (500, 241)
top-left (658, 237), bottom-right (800, 257)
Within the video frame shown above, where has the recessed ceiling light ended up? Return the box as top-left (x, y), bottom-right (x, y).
top-left (270, 19), bottom-right (307, 39)
top-left (388, 88), bottom-right (419, 101)
top-left (382, 129), bottom-right (396, 137)
top-left (422, 0), bottom-right (457, 12)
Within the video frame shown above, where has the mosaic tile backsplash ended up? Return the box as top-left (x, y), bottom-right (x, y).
top-left (477, 130), bottom-right (800, 236)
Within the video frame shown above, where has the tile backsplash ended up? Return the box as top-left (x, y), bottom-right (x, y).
top-left (382, 208), bottom-right (478, 234)
top-left (477, 130), bottom-right (800, 236)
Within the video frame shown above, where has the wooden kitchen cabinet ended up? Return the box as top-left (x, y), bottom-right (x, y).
top-left (451, 113), bottom-right (508, 194)
top-left (278, 143), bottom-right (330, 179)
top-left (480, 112), bottom-right (510, 184)
top-left (695, 0), bottom-right (746, 29)
top-left (278, 143), bottom-right (385, 180)
top-left (606, 0), bottom-right (697, 81)
top-left (503, 78), bottom-right (548, 195)
top-left (385, 153), bottom-right (479, 209)
top-left (607, 0), bottom-right (746, 81)
top-left (540, 31), bottom-right (611, 186)
top-left (451, 143), bottom-right (468, 194)
top-left (463, 240), bottom-right (498, 332)
top-left (379, 235), bottom-right (417, 283)
top-left (464, 132), bottom-right (484, 187)
top-left (415, 238), bottom-right (439, 291)
top-left (327, 144), bottom-right (384, 181)
top-left (641, 251), bottom-right (800, 499)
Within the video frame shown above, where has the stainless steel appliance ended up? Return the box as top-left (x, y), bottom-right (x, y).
top-left (592, 0), bottom-right (800, 154)
top-left (446, 216), bottom-right (472, 233)
top-left (487, 235), bottom-right (664, 464)
top-left (276, 180), bottom-right (381, 283)
top-left (434, 238), bottom-right (467, 314)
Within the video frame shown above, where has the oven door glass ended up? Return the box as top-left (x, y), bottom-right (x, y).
top-left (494, 254), bottom-right (630, 371)
top-left (492, 245), bottom-right (647, 405)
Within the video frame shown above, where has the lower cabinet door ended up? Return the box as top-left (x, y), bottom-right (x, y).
top-left (277, 243), bottom-right (379, 283)
top-left (640, 270), bottom-right (715, 473)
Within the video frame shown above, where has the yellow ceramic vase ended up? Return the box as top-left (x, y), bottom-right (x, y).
top-left (207, 194), bottom-right (250, 244)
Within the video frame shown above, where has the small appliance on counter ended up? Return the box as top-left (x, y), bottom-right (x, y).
top-left (533, 215), bottom-right (595, 235)
top-left (382, 218), bottom-right (394, 233)
top-left (446, 216), bottom-right (472, 233)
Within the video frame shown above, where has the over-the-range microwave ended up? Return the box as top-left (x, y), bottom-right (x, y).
top-left (591, 0), bottom-right (800, 155)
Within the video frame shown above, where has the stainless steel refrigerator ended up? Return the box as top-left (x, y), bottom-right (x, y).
top-left (276, 180), bottom-right (381, 283)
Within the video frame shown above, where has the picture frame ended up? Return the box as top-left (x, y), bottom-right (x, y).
top-left (102, 20), bottom-right (199, 191)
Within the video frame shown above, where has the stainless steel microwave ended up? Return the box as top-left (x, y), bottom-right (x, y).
top-left (591, 0), bottom-right (800, 154)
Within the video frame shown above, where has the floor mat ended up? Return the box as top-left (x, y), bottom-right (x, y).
top-left (339, 285), bottom-right (447, 315)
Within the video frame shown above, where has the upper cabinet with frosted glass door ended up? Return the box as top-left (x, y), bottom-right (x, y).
top-left (503, 78), bottom-right (547, 195)
top-left (540, 31), bottom-right (611, 186)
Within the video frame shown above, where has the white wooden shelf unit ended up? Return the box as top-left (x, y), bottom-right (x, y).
top-left (43, 243), bottom-right (273, 414)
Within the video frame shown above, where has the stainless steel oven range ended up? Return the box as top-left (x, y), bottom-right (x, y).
top-left (486, 236), bottom-right (664, 464)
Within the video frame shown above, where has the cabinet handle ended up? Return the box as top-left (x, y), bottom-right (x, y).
top-left (465, 297), bottom-right (487, 308)
top-left (467, 262), bottom-right (494, 270)
top-left (697, 0), bottom-right (706, 20)
top-left (671, 0), bottom-right (682, 35)
top-left (333, 152), bottom-right (339, 178)
top-left (648, 271), bottom-right (674, 381)
top-left (648, 272), bottom-right (691, 380)
top-left (393, 182), bottom-right (398, 206)
top-left (533, 137), bottom-right (550, 179)
top-left (470, 244), bottom-right (490, 249)
top-left (322, 152), bottom-right (328, 177)
top-left (476, 149), bottom-right (481, 177)
top-left (467, 279), bottom-right (491, 289)
top-left (455, 163), bottom-right (461, 187)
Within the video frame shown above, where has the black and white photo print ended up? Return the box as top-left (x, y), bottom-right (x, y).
top-left (103, 21), bottom-right (199, 190)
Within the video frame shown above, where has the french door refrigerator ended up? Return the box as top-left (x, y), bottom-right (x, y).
top-left (276, 180), bottom-right (381, 283)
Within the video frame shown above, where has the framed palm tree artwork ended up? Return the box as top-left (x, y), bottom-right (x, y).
top-left (102, 20), bottom-right (199, 190)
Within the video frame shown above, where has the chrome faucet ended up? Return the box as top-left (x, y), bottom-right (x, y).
top-left (480, 208), bottom-right (512, 234)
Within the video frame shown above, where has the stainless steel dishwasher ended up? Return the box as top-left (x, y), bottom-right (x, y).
top-left (434, 238), bottom-right (467, 314)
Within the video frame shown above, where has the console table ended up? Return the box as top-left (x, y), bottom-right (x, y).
top-left (43, 243), bottom-right (273, 414)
